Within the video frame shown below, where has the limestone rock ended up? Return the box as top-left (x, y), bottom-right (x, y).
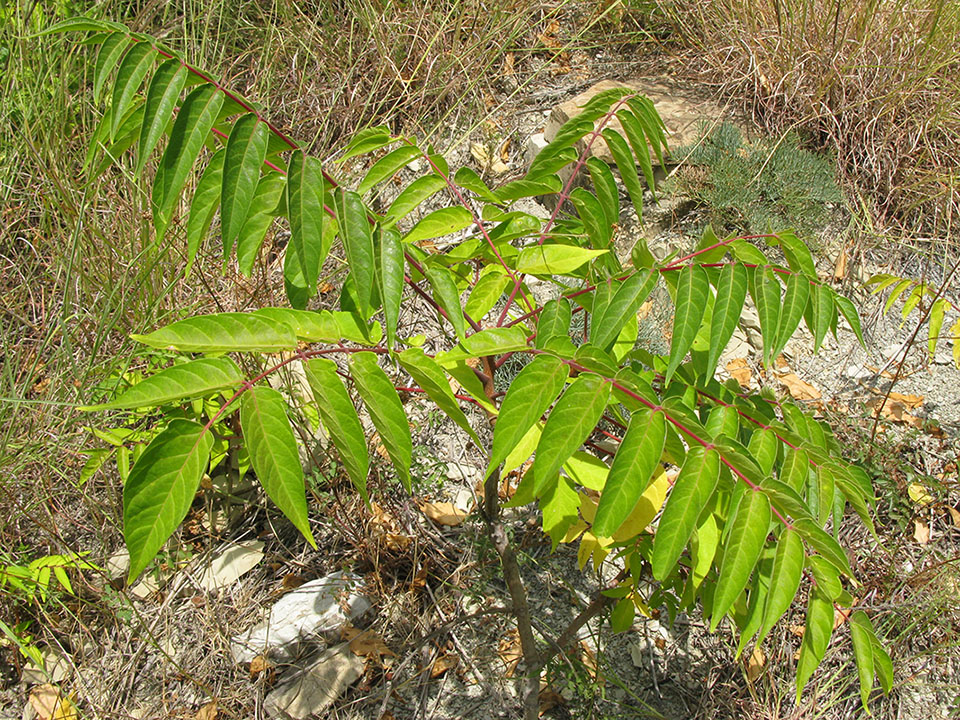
top-left (231, 571), bottom-right (371, 664)
top-left (264, 643), bottom-right (365, 719)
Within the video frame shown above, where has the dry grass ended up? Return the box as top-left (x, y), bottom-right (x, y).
top-left (651, 0), bottom-right (960, 242)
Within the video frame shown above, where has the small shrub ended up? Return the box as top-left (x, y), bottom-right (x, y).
top-left (52, 17), bottom-right (891, 717)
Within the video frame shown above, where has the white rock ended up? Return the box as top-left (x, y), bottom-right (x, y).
top-left (198, 540), bottom-right (264, 592)
top-left (264, 643), bottom-right (365, 720)
top-left (231, 571), bottom-right (371, 664)
top-left (524, 133), bottom-right (549, 168)
top-left (105, 548), bottom-right (129, 581)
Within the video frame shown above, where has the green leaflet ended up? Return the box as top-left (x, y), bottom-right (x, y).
top-left (40, 17), bottom-right (129, 35)
top-left (532, 373), bottom-right (610, 496)
top-left (494, 175), bottom-right (562, 202)
top-left (734, 551), bottom-right (773, 657)
top-left (593, 408), bottom-right (665, 537)
top-left (796, 589), bottom-right (834, 700)
top-left (185, 149), bottom-right (224, 274)
top-left (542, 475), bottom-right (579, 549)
top-left (80, 357), bottom-right (243, 410)
top-left (850, 610), bottom-right (876, 709)
top-left (777, 231), bottom-right (818, 280)
top-left (706, 263), bottom-right (748, 378)
top-left (602, 128), bottom-right (645, 217)
top-left (131, 312), bottom-right (297, 352)
top-left (780, 447), bottom-right (810, 493)
top-left (774, 272), bottom-right (810, 360)
top-left (424, 262), bottom-right (466, 341)
top-left (616, 109), bottom-right (656, 196)
top-left (651, 447), bottom-right (720, 581)
top-left (111, 41), bottom-right (155, 140)
top-left (152, 84), bottom-right (224, 239)
top-left (136, 57), bottom-right (187, 177)
top-left (93, 31), bottom-right (130, 104)
top-left (240, 387), bottom-right (316, 548)
top-left (286, 150), bottom-right (329, 303)
top-left (453, 167), bottom-right (499, 203)
top-left (487, 354), bottom-right (569, 479)
top-left (753, 267), bottom-right (782, 368)
top-left (536, 298), bottom-right (572, 349)
top-left (339, 125), bottom-right (393, 161)
top-left (527, 146), bottom-right (578, 180)
top-left (398, 348), bottom-right (480, 446)
top-left (569, 187), bottom-right (612, 250)
top-left (404, 207), bottom-right (473, 244)
top-left (221, 113), bottom-right (270, 259)
top-left (805, 282), bottom-right (833, 352)
top-left (516, 245), bottom-right (608, 276)
top-left (438, 327), bottom-right (529, 366)
top-left (335, 190), bottom-right (376, 318)
top-left (379, 228), bottom-right (404, 350)
top-left (123, 419), bottom-right (213, 582)
top-left (757, 527), bottom-right (804, 644)
top-left (665, 264), bottom-right (710, 384)
top-left (384, 175), bottom-right (446, 226)
top-left (304, 359), bottom-right (370, 504)
top-left (711, 489), bottom-right (771, 629)
top-left (349, 352), bottom-right (413, 492)
top-left (833, 292), bottom-right (866, 346)
top-left (792, 517), bottom-right (853, 577)
top-left (591, 270), bottom-right (657, 351)
top-left (236, 173), bottom-right (286, 277)
top-left (465, 270), bottom-right (508, 321)
top-left (586, 156), bottom-right (620, 226)
top-left (747, 427), bottom-right (778, 476)
top-left (359, 145), bottom-right (422, 195)
top-left (929, 298), bottom-right (947, 358)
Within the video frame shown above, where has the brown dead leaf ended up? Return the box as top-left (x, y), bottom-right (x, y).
top-left (726, 357), bottom-right (752, 388)
top-left (833, 602), bottom-right (857, 630)
top-left (498, 628), bottom-right (522, 677)
top-left (538, 686), bottom-right (565, 716)
top-left (777, 372), bottom-right (822, 401)
top-left (500, 138), bottom-right (512, 163)
top-left (370, 503), bottom-right (413, 551)
top-left (342, 625), bottom-right (396, 664)
top-left (249, 655), bottom-right (274, 679)
top-left (29, 685), bottom-right (77, 720)
top-left (914, 519), bottom-right (931, 544)
top-left (868, 395), bottom-right (923, 428)
top-left (889, 391), bottom-right (924, 408)
top-left (420, 501), bottom-right (468, 527)
top-left (430, 653), bottom-right (458, 678)
top-left (745, 646), bottom-right (766, 683)
top-left (946, 506), bottom-right (960, 526)
top-left (775, 354), bottom-right (790, 370)
top-left (194, 700), bottom-right (218, 720)
top-left (503, 52), bottom-right (515, 76)
top-left (579, 641), bottom-right (602, 681)
top-left (318, 281), bottom-right (335, 294)
top-left (788, 624), bottom-right (805, 638)
top-left (833, 246), bottom-right (848, 282)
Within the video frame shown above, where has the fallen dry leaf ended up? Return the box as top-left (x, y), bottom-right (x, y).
top-left (503, 52), bottom-right (515, 76)
top-left (833, 246), bottom-right (848, 281)
top-left (249, 655), bottom-right (274, 679)
top-left (579, 641), bottom-right (602, 681)
top-left (498, 628), bottom-right (522, 677)
top-left (868, 395), bottom-right (923, 428)
top-left (832, 600), bottom-right (857, 630)
top-left (777, 372), bottom-right (821, 401)
top-left (745, 646), bottom-right (766, 683)
top-left (636, 299), bottom-right (654, 322)
top-left (538, 686), bottom-right (565, 716)
top-left (194, 700), bottom-right (218, 720)
top-left (888, 391), bottom-right (924, 408)
top-left (370, 503), bottom-right (413, 551)
top-left (342, 625), bottom-right (396, 664)
top-left (469, 143), bottom-right (509, 175)
top-left (430, 653), bottom-right (458, 678)
top-left (946, 506), bottom-right (960, 526)
top-left (29, 685), bottom-right (77, 720)
top-left (726, 357), bottom-right (752, 388)
top-left (914, 519), bottom-right (931, 544)
top-left (420, 501), bottom-right (468, 527)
